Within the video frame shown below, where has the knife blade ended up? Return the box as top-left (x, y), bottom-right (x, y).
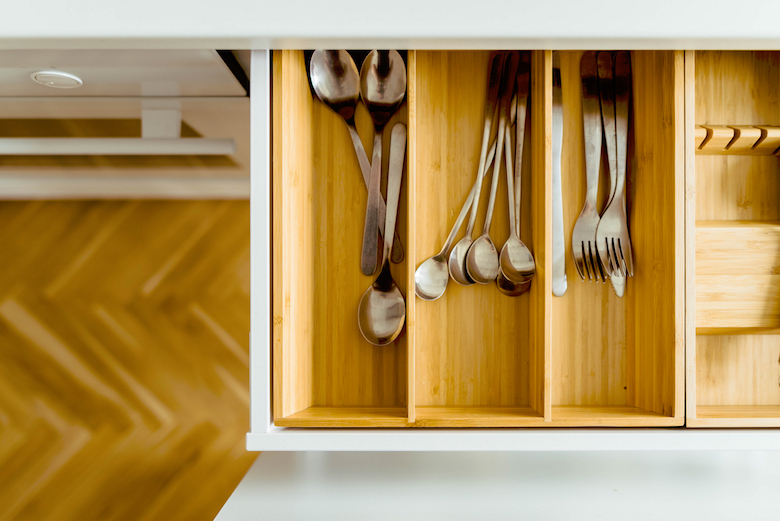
top-left (552, 52), bottom-right (567, 297)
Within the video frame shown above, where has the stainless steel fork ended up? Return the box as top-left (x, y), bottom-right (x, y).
top-left (572, 51), bottom-right (605, 282)
top-left (596, 51), bottom-right (634, 278)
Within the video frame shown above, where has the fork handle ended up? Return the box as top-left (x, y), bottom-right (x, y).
top-left (581, 52), bottom-right (602, 209)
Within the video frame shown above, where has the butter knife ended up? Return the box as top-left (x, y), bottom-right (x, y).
top-left (552, 52), bottom-right (567, 297)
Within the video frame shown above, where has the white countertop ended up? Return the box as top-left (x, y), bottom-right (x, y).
top-left (4, 0), bottom-right (780, 49)
top-left (217, 451), bottom-right (780, 520)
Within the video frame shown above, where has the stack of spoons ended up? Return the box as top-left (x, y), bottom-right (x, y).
top-left (310, 49), bottom-right (408, 346)
top-left (415, 51), bottom-right (536, 301)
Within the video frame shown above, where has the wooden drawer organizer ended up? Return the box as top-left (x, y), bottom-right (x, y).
top-left (687, 51), bottom-right (780, 427)
top-left (272, 49), bottom-right (684, 428)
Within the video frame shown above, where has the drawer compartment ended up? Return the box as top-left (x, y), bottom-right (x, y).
top-left (688, 51), bottom-right (780, 427)
top-left (271, 50), bottom-right (685, 428)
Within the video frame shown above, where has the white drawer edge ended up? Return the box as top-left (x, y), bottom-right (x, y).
top-left (246, 428), bottom-right (780, 452)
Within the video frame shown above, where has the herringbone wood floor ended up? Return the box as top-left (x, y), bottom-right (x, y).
top-left (0, 200), bottom-right (255, 521)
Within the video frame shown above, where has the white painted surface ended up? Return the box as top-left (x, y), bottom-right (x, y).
top-left (3, 0), bottom-right (780, 49)
top-left (249, 50), bottom-right (272, 434)
top-left (247, 428), bottom-right (780, 452)
top-left (0, 176), bottom-right (248, 199)
top-left (0, 137), bottom-right (235, 155)
top-left (217, 451), bottom-right (780, 520)
top-left (0, 50), bottom-right (246, 96)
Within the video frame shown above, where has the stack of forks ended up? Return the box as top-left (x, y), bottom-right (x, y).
top-left (571, 51), bottom-right (634, 297)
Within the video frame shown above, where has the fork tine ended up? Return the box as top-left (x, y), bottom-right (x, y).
top-left (597, 237), bottom-right (611, 278)
top-left (582, 242), bottom-right (593, 282)
top-left (587, 242), bottom-right (602, 283)
top-left (620, 238), bottom-right (635, 277)
top-left (611, 237), bottom-right (625, 277)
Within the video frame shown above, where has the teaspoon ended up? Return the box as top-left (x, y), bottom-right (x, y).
top-left (499, 53), bottom-right (536, 284)
top-left (448, 52), bottom-right (506, 286)
top-left (466, 51), bottom-right (520, 284)
top-left (358, 123), bottom-right (407, 346)
top-left (309, 50), bottom-right (404, 263)
top-left (414, 139), bottom-right (499, 301)
top-left (359, 50), bottom-right (406, 276)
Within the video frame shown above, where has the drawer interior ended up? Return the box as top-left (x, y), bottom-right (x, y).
top-left (271, 50), bottom-right (684, 428)
top-left (551, 51), bottom-right (683, 425)
top-left (690, 51), bottom-right (780, 427)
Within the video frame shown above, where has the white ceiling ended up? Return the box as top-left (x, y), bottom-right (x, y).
top-left (0, 50), bottom-right (247, 97)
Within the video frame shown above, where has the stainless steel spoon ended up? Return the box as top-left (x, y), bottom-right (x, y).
top-left (499, 54), bottom-right (535, 284)
top-left (309, 50), bottom-right (403, 264)
top-left (414, 139), bottom-right (499, 301)
top-left (359, 50), bottom-right (406, 276)
top-left (448, 52), bottom-right (506, 286)
top-left (466, 51), bottom-right (520, 284)
top-left (358, 123), bottom-right (407, 346)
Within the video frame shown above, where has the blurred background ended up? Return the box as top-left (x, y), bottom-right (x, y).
top-left (0, 50), bottom-right (255, 521)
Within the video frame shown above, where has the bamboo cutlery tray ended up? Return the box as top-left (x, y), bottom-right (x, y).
top-left (271, 49), bottom-right (779, 428)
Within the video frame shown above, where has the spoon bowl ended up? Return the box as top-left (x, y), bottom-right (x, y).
top-left (499, 237), bottom-right (536, 283)
top-left (448, 238), bottom-right (475, 285)
top-left (310, 50), bottom-right (360, 120)
top-left (358, 122), bottom-right (407, 345)
top-left (415, 255), bottom-right (449, 301)
top-left (466, 235), bottom-right (499, 283)
top-left (360, 50), bottom-right (407, 126)
top-left (358, 266), bottom-right (406, 345)
top-left (496, 267), bottom-right (531, 297)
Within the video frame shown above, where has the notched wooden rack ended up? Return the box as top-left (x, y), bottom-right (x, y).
top-left (271, 50), bottom-right (685, 429)
top-left (696, 124), bottom-right (780, 154)
top-left (688, 51), bottom-right (780, 427)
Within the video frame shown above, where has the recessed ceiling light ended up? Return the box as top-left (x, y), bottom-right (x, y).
top-left (31, 70), bottom-right (83, 89)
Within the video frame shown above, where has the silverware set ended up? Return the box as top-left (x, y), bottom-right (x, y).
top-left (310, 49), bottom-right (408, 345)
top-left (571, 51), bottom-right (634, 297)
top-left (415, 51), bottom-right (536, 301)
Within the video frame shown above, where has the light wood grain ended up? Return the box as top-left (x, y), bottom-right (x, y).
top-left (695, 125), bottom-right (708, 148)
top-left (685, 48), bottom-right (702, 425)
top-left (696, 335), bottom-right (780, 405)
top-left (699, 125), bottom-right (735, 152)
top-left (0, 200), bottom-right (255, 521)
top-left (690, 406), bottom-right (780, 427)
top-left (551, 51), bottom-right (684, 424)
top-left (411, 51), bottom-right (542, 421)
top-left (551, 406), bottom-right (683, 427)
top-left (414, 406), bottom-right (544, 427)
top-left (685, 50), bottom-right (698, 420)
top-left (531, 50), bottom-right (553, 422)
top-left (406, 51), bottom-right (418, 423)
top-left (754, 125), bottom-right (780, 154)
top-left (272, 51), bottom-right (408, 426)
top-left (690, 51), bottom-right (780, 427)
top-left (696, 221), bottom-right (780, 331)
top-left (727, 125), bottom-right (763, 152)
top-left (274, 406), bottom-right (409, 428)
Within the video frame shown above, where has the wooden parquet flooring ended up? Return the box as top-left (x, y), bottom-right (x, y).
top-left (0, 200), bottom-right (255, 521)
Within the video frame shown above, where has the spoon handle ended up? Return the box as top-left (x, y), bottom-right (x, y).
top-left (504, 122), bottom-right (516, 238)
top-left (481, 51), bottom-right (519, 235)
top-left (360, 128), bottom-right (384, 276)
top-left (383, 123), bottom-right (407, 264)
top-left (464, 52), bottom-right (505, 238)
top-left (439, 138), bottom-right (498, 256)
top-left (515, 52), bottom-right (531, 235)
top-left (347, 122), bottom-right (404, 263)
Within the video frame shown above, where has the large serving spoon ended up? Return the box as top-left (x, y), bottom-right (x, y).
top-left (359, 50), bottom-right (406, 276)
top-left (499, 53), bottom-right (535, 284)
top-left (466, 51), bottom-right (520, 284)
top-left (414, 139), bottom-right (499, 301)
top-left (309, 50), bottom-right (403, 264)
top-left (448, 52), bottom-right (506, 286)
top-left (358, 123), bottom-right (407, 345)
